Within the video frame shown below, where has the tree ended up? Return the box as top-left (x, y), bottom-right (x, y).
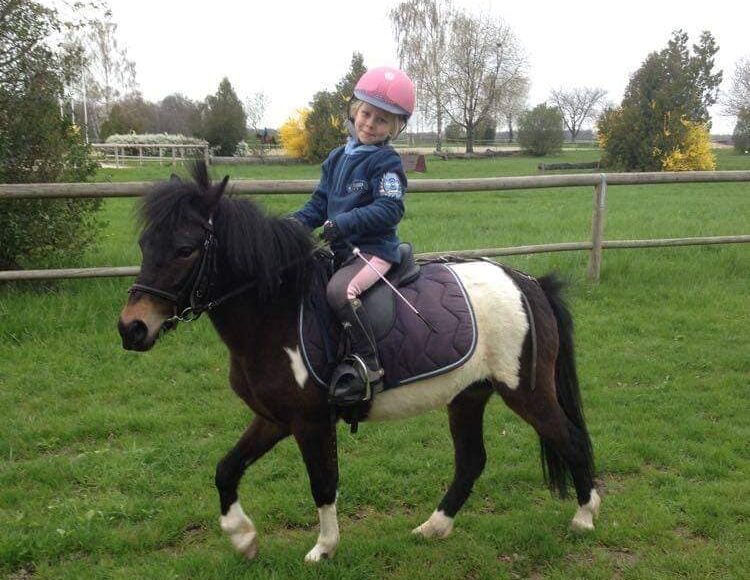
top-left (390, 0), bottom-right (453, 151)
top-left (733, 108), bottom-right (750, 154)
top-left (549, 87), bottom-right (607, 142)
top-left (335, 52), bottom-right (367, 121)
top-left (243, 91), bottom-right (269, 158)
top-left (517, 104), bottom-right (564, 156)
top-left (303, 54), bottom-right (366, 163)
top-left (598, 30), bottom-right (722, 171)
top-left (202, 77), bottom-right (246, 156)
top-left (62, 5), bottom-right (138, 141)
top-left (476, 117), bottom-right (497, 144)
top-left (443, 10), bottom-right (526, 153)
top-left (723, 57), bottom-right (750, 117)
top-left (444, 121), bottom-right (465, 142)
top-left (0, 0), bottom-right (101, 270)
top-left (157, 93), bottom-right (202, 136)
top-left (495, 76), bottom-right (528, 142)
top-left (305, 90), bottom-right (344, 163)
top-left (100, 93), bottom-right (158, 138)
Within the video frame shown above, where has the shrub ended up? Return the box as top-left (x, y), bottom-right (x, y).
top-left (104, 133), bottom-right (207, 146)
top-left (661, 120), bottom-right (715, 171)
top-left (0, 4), bottom-right (102, 270)
top-left (733, 108), bottom-right (750, 154)
top-left (517, 104), bottom-right (564, 156)
top-left (279, 110), bottom-right (310, 159)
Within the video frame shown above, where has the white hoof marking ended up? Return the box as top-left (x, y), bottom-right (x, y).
top-left (304, 503), bottom-right (339, 563)
top-left (571, 489), bottom-right (601, 533)
top-left (412, 510), bottom-right (454, 539)
top-left (220, 502), bottom-right (259, 559)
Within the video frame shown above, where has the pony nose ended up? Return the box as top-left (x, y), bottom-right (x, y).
top-left (118, 318), bottom-right (148, 351)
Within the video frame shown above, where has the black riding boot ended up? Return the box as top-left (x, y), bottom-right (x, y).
top-left (329, 298), bottom-right (384, 406)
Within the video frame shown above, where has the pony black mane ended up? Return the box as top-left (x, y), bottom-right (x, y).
top-left (138, 162), bottom-right (316, 305)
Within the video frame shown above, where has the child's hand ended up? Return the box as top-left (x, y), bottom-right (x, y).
top-left (321, 220), bottom-right (342, 243)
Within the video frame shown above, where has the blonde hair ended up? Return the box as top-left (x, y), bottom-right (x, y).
top-left (349, 98), bottom-right (405, 139)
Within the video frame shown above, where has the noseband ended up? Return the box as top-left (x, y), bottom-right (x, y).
top-left (128, 218), bottom-right (254, 325)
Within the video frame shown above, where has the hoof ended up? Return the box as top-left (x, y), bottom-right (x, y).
top-left (570, 489), bottom-right (601, 533)
top-left (232, 531), bottom-right (259, 559)
top-left (570, 513), bottom-right (595, 533)
top-left (220, 503), bottom-right (259, 560)
top-left (412, 510), bottom-right (454, 539)
top-left (304, 543), bottom-right (335, 563)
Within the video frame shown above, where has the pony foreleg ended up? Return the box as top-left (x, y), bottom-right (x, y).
top-left (292, 420), bottom-right (339, 562)
top-left (414, 382), bottom-right (493, 539)
top-left (215, 416), bottom-right (290, 559)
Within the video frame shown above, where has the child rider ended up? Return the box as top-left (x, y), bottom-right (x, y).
top-left (292, 66), bottom-right (415, 406)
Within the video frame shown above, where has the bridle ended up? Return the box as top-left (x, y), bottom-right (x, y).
top-left (128, 217), bottom-right (254, 326)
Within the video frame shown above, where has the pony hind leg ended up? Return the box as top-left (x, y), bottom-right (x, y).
top-left (497, 374), bottom-right (599, 532)
top-left (413, 381), bottom-right (494, 539)
top-left (215, 416), bottom-right (290, 559)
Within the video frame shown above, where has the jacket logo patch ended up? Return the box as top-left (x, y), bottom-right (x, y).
top-left (379, 173), bottom-right (403, 199)
top-left (347, 179), bottom-right (369, 195)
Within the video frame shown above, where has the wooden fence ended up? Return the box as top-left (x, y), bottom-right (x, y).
top-left (91, 143), bottom-right (210, 167)
top-left (1, 171), bottom-right (749, 283)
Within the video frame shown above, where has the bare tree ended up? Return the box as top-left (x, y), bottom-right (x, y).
top-left (495, 75), bottom-right (529, 142)
top-left (442, 10), bottom-right (526, 153)
top-left (244, 91), bottom-right (268, 133)
top-left (549, 87), bottom-right (607, 142)
top-left (390, 0), bottom-right (453, 151)
top-left (244, 91), bottom-right (269, 158)
top-left (64, 5), bottom-right (137, 140)
top-left (723, 57), bottom-right (750, 116)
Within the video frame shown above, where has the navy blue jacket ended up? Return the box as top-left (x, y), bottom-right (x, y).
top-left (293, 138), bottom-right (407, 263)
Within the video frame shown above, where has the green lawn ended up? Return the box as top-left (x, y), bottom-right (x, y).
top-left (1, 149), bottom-right (748, 579)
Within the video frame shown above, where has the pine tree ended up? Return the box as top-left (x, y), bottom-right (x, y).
top-left (202, 78), bottom-right (247, 156)
top-left (598, 30), bottom-right (721, 171)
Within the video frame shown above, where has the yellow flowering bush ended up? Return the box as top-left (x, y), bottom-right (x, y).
top-left (661, 120), bottom-right (715, 171)
top-left (279, 109), bottom-right (311, 159)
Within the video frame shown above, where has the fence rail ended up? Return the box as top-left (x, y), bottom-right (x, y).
top-left (91, 143), bottom-right (210, 167)
top-left (1, 171), bottom-right (748, 283)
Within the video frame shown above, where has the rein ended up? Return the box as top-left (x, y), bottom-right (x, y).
top-left (129, 217), bottom-right (320, 327)
top-left (129, 217), bottom-right (255, 325)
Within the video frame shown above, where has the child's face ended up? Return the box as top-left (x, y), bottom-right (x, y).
top-left (354, 102), bottom-right (392, 145)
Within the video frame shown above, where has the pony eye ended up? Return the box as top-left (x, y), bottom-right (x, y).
top-left (177, 246), bottom-right (196, 258)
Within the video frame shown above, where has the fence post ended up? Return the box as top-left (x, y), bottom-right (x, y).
top-left (138, 147), bottom-right (143, 166)
top-left (114, 145), bottom-right (119, 168)
top-left (158, 147), bottom-right (163, 166)
top-left (172, 147), bottom-right (176, 167)
top-left (204, 145), bottom-right (210, 166)
top-left (587, 173), bottom-right (608, 282)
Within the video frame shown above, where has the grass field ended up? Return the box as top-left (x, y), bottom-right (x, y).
top-left (1, 150), bottom-right (748, 579)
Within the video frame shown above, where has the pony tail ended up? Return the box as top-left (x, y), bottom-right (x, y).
top-left (537, 274), bottom-right (595, 498)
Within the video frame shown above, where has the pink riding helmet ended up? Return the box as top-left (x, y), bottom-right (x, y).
top-left (353, 67), bottom-right (415, 120)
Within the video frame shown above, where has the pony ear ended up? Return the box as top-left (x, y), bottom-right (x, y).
top-left (217, 175), bottom-right (230, 196)
top-left (204, 174), bottom-right (229, 214)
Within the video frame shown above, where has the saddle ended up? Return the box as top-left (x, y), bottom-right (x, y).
top-left (298, 244), bottom-right (477, 392)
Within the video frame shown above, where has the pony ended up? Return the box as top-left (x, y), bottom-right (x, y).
top-left (117, 163), bottom-right (600, 563)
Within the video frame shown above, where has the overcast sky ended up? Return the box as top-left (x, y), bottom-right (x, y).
top-left (102, 0), bottom-right (747, 134)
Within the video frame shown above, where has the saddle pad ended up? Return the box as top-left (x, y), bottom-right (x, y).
top-left (298, 263), bottom-right (477, 390)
